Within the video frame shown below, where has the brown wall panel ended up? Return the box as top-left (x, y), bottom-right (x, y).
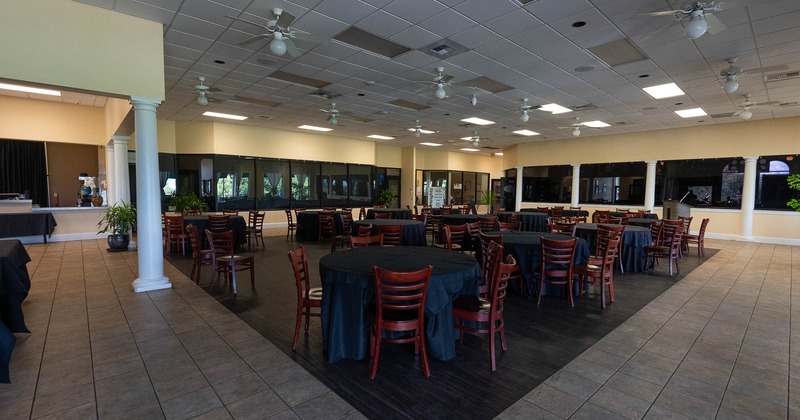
top-left (47, 142), bottom-right (99, 207)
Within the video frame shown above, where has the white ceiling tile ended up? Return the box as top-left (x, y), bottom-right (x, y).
top-left (447, 25), bottom-right (503, 50)
top-left (417, 8), bottom-right (476, 39)
top-left (115, 0), bottom-right (176, 24)
top-left (171, 14), bottom-right (226, 40)
top-left (452, 0), bottom-right (519, 24)
top-left (313, 0), bottom-right (378, 24)
top-left (384, 0), bottom-right (448, 25)
top-left (484, 10), bottom-right (543, 38)
top-left (526, 0), bottom-right (593, 23)
top-left (390, 25), bottom-right (441, 49)
top-left (356, 10), bottom-right (413, 37)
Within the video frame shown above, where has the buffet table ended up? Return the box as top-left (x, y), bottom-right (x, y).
top-left (0, 212), bottom-right (57, 243)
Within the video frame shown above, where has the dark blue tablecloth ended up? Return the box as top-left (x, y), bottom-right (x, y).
top-left (519, 209), bottom-right (589, 218)
top-left (183, 214), bottom-right (247, 248)
top-left (0, 212), bottom-right (57, 243)
top-left (366, 208), bottom-right (412, 220)
top-left (0, 240), bottom-right (32, 383)
top-left (352, 219), bottom-right (427, 246)
top-left (480, 231), bottom-right (589, 297)
top-left (442, 214), bottom-right (480, 225)
top-left (498, 212), bottom-right (549, 232)
top-left (574, 223), bottom-right (653, 272)
top-left (628, 217), bottom-right (658, 228)
top-left (319, 247), bottom-right (481, 363)
top-left (296, 211), bottom-right (349, 241)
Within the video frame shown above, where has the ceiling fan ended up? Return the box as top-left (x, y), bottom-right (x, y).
top-left (713, 94), bottom-right (782, 120)
top-left (320, 103), bottom-right (340, 125)
top-left (225, 8), bottom-right (317, 57)
top-left (518, 98), bottom-right (540, 123)
top-left (558, 118), bottom-right (584, 137)
top-left (411, 120), bottom-right (424, 138)
top-left (193, 76), bottom-right (221, 106)
top-left (718, 57), bottom-right (789, 94)
top-left (464, 131), bottom-right (483, 147)
top-left (416, 67), bottom-right (457, 100)
top-left (640, 0), bottom-right (780, 40)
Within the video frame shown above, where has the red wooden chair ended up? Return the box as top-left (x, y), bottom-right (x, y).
top-left (377, 224), bottom-right (402, 246)
top-left (349, 234), bottom-right (384, 248)
top-left (575, 237), bottom-right (620, 308)
top-left (186, 224), bottom-right (212, 283)
top-left (682, 218), bottom-right (710, 257)
top-left (538, 237), bottom-right (578, 307)
top-left (206, 229), bottom-right (254, 295)
top-left (287, 246), bottom-right (322, 350)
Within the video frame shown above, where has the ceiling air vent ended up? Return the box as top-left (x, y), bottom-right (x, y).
top-left (334, 27), bottom-right (410, 58)
top-left (765, 71), bottom-right (800, 82)
top-left (461, 76), bottom-right (512, 93)
top-left (571, 103), bottom-right (598, 111)
top-left (310, 89), bottom-right (340, 100)
top-left (419, 39), bottom-right (469, 59)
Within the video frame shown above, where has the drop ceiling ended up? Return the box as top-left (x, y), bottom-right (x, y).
top-left (23, 0), bottom-right (800, 154)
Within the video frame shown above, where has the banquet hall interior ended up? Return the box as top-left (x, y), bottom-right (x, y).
top-left (1, 0), bottom-right (799, 419)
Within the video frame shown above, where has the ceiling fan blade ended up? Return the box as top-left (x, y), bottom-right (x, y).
top-left (754, 100), bottom-right (782, 107)
top-left (441, 75), bottom-right (454, 83)
top-left (276, 10), bottom-right (296, 28)
top-left (284, 38), bottom-right (302, 58)
top-left (208, 87), bottom-right (223, 92)
top-left (639, 10), bottom-right (685, 17)
top-left (744, 64), bottom-right (789, 75)
top-left (224, 15), bottom-right (269, 30)
top-left (705, 14), bottom-right (727, 35)
top-left (641, 20), bottom-right (680, 41)
top-left (238, 34), bottom-right (270, 46)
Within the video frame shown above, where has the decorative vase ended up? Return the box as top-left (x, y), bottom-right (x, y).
top-left (92, 195), bottom-right (104, 207)
top-left (107, 234), bottom-right (130, 252)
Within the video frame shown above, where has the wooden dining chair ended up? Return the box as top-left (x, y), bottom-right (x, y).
top-left (453, 253), bottom-right (517, 371)
top-left (331, 212), bottom-right (354, 252)
top-left (373, 211), bottom-right (392, 219)
top-left (435, 224), bottom-right (466, 251)
top-left (287, 246), bottom-right (322, 350)
top-left (550, 220), bottom-right (577, 236)
top-left (644, 221), bottom-right (684, 276)
top-left (186, 224), bottom-right (212, 283)
top-left (207, 214), bottom-right (230, 233)
top-left (593, 210), bottom-right (611, 223)
top-left (550, 206), bottom-right (564, 218)
top-left (479, 240), bottom-right (504, 298)
top-left (164, 214), bottom-right (188, 256)
top-left (575, 237), bottom-right (620, 309)
top-left (497, 221), bottom-right (520, 232)
top-left (245, 210), bottom-right (266, 250)
top-left (377, 224), bottom-right (402, 246)
top-left (682, 218), bottom-right (710, 256)
top-left (222, 208), bottom-right (239, 215)
top-left (284, 209), bottom-right (297, 240)
top-left (370, 265), bottom-right (432, 379)
top-left (317, 211), bottom-right (335, 242)
top-left (478, 216), bottom-right (498, 232)
top-left (465, 221), bottom-right (481, 253)
top-left (356, 224), bottom-right (373, 237)
top-left (538, 237), bottom-right (578, 307)
top-left (427, 213), bottom-right (443, 246)
top-left (349, 234), bottom-right (384, 248)
top-left (596, 223), bottom-right (625, 272)
top-left (479, 232), bottom-right (504, 282)
top-left (206, 229), bottom-right (254, 295)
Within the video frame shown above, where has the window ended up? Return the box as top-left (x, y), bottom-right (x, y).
top-left (657, 158), bottom-right (742, 208)
top-left (580, 162), bottom-right (645, 205)
top-left (416, 170), bottom-right (488, 206)
top-left (291, 161), bottom-right (320, 208)
top-left (215, 156), bottom-right (255, 211)
top-left (349, 164), bottom-right (373, 207)
top-left (520, 165), bottom-right (572, 203)
top-left (322, 163), bottom-right (348, 207)
top-left (756, 154), bottom-right (799, 210)
top-left (256, 159), bottom-right (290, 209)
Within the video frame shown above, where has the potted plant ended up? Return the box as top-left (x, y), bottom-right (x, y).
top-left (478, 189), bottom-right (497, 214)
top-left (378, 188), bottom-right (396, 207)
top-left (98, 201), bottom-right (137, 251)
top-left (169, 192), bottom-right (208, 214)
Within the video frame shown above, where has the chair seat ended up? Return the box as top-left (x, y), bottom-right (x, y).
top-left (433, 243), bottom-right (462, 250)
top-left (682, 233), bottom-right (699, 240)
top-left (217, 255), bottom-right (253, 263)
top-left (308, 287), bottom-right (323, 300)
top-left (645, 245), bottom-right (670, 253)
top-left (453, 295), bottom-right (491, 312)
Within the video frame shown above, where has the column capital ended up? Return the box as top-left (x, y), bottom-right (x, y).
top-left (645, 160), bottom-right (658, 166)
top-left (111, 135), bottom-right (130, 145)
top-left (743, 156), bottom-right (759, 162)
top-left (106, 143), bottom-right (115, 150)
top-left (571, 163), bottom-right (581, 168)
top-left (129, 96), bottom-right (161, 109)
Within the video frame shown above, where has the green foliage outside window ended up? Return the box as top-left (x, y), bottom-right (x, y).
top-left (787, 174), bottom-right (800, 211)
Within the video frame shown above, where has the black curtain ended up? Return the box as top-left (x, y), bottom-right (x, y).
top-left (0, 139), bottom-right (48, 206)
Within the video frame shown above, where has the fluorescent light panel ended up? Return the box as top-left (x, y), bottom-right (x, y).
top-left (493, 152), bottom-right (504, 156)
top-left (367, 134), bottom-right (394, 140)
top-left (408, 128), bottom-right (436, 134)
top-left (460, 148), bottom-right (480, 152)
top-left (643, 83), bottom-right (684, 99)
top-left (539, 103), bottom-right (572, 114)
top-left (202, 111), bottom-right (248, 120)
top-left (460, 117), bottom-right (495, 125)
top-left (298, 124), bottom-right (332, 131)
top-left (513, 129), bottom-right (540, 136)
top-left (582, 120), bottom-right (610, 128)
top-left (0, 82), bottom-right (61, 96)
top-left (675, 108), bottom-right (707, 118)
top-left (419, 142), bottom-right (442, 147)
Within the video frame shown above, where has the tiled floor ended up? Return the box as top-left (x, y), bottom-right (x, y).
top-left (499, 239), bottom-right (799, 420)
top-left (0, 238), bottom-right (363, 419)
top-left (2, 237), bottom-right (797, 419)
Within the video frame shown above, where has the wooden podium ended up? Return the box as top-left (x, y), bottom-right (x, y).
top-left (662, 200), bottom-right (691, 220)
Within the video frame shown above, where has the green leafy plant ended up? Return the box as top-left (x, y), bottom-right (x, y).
top-left (478, 190), bottom-right (496, 214)
top-left (378, 188), bottom-right (396, 206)
top-left (97, 201), bottom-right (137, 235)
top-left (169, 192), bottom-right (208, 214)
top-left (787, 174), bottom-right (800, 211)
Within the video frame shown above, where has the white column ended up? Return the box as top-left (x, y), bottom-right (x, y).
top-left (571, 164), bottom-right (580, 207)
top-left (644, 160), bottom-right (657, 211)
top-left (515, 166), bottom-right (523, 212)
top-left (105, 142), bottom-right (115, 206)
top-left (112, 135), bottom-right (130, 205)
top-left (740, 156), bottom-right (758, 241)
top-left (130, 97), bottom-right (172, 293)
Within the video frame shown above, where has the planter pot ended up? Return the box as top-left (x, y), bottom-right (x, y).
top-left (107, 234), bottom-right (130, 252)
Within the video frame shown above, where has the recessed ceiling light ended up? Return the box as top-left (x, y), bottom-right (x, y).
top-left (214, 59), bottom-right (226, 64)
top-left (460, 117), bottom-right (495, 126)
top-left (538, 103), bottom-right (572, 114)
top-left (298, 124), bottom-right (333, 131)
top-left (408, 128), bottom-right (436, 134)
top-left (203, 111), bottom-right (248, 120)
top-left (0, 82), bottom-right (61, 96)
top-left (572, 21), bottom-right (586, 28)
top-left (460, 148), bottom-right (480, 152)
top-left (419, 142), bottom-right (442, 147)
top-left (368, 134), bottom-right (394, 140)
top-left (639, 74), bottom-right (650, 78)
top-left (643, 83), bottom-right (684, 99)
top-left (513, 129), bottom-right (540, 136)
top-left (675, 108), bottom-right (707, 118)
top-left (582, 120), bottom-right (610, 128)
top-left (574, 65), bottom-right (595, 73)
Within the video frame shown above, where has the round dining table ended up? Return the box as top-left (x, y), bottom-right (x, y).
top-left (295, 210), bottom-right (350, 241)
top-left (573, 223), bottom-right (653, 272)
top-left (441, 213), bottom-right (480, 225)
top-left (627, 217), bottom-right (658, 228)
top-left (319, 246), bottom-right (481, 363)
top-left (183, 214), bottom-right (247, 248)
top-left (481, 231), bottom-right (590, 297)
top-left (352, 219), bottom-right (427, 246)
top-left (498, 211), bottom-right (549, 232)
top-left (366, 208), bottom-right (412, 220)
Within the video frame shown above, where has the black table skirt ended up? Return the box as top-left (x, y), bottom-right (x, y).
top-left (0, 212), bottom-right (57, 243)
top-left (183, 215), bottom-right (247, 248)
top-left (296, 211), bottom-right (350, 241)
top-left (481, 231), bottom-right (589, 297)
top-left (498, 212), bottom-right (549, 232)
top-left (441, 214), bottom-right (480, 225)
top-left (366, 208), bottom-right (412, 220)
top-left (319, 247), bottom-right (481, 363)
top-left (628, 217), bottom-right (659, 228)
top-left (608, 212), bottom-right (659, 220)
top-left (574, 223), bottom-right (653, 272)
top-left (0, 240), bottom-right (32, 383)
top-left (519, 209), bottom-right (589, 218)
top-left (352, 219), bottom-right (427, 246)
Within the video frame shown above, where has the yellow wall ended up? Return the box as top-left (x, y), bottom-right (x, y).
top-left (376, 144), bottom-right (402, 168)
top-left (1, 0), bottom-right (165, 100)
top-left (0, 96), bottom-right (106, 144)
top-left (104, 99), bottom-right (133, 140)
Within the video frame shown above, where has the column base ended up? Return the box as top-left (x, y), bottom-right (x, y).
top-left (132, 276), bottom-right (172, 292)
top-left (128, 240), bottom-right (137, 250)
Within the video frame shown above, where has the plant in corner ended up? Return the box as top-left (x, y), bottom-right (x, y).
top-left (787, 174), bottom-right (800, 212)
top-left (378, 188), bottom-right (396, 207)
top-left (169, 192), bottom-right (208, 214)
top-left (478, 189), bottom-right (496, 214)
top-left (98, 201), bottom-right (137, 251)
